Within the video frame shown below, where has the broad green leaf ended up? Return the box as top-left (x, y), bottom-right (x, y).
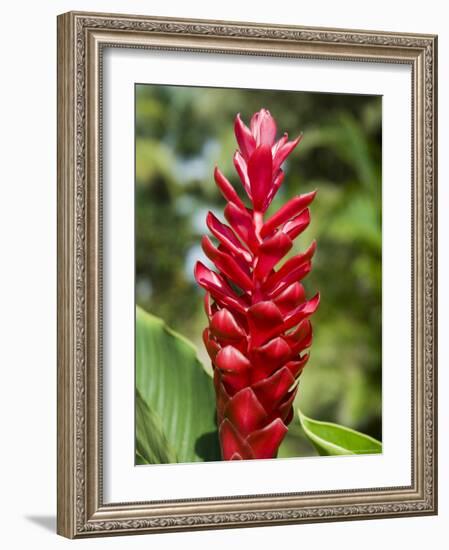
top-left (298, 409), bottom-right (382, 456)
top-left (136, 306), bottom-right (220, 464)
top-left (135, 451), bottom-right (148, 465)
top-left (136, 390), bottom-right (177, 464)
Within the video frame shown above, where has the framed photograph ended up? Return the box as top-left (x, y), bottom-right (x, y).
top-left (57, 11), bottom-right (438, 538)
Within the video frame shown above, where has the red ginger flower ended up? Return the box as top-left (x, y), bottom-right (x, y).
top-left (194, 109), bottom-right (319, 460)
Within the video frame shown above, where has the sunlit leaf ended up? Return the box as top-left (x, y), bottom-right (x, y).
top-left (298, 409), bottom-right (382, 456)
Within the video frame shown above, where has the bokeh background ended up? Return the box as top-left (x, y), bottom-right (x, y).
top-left (135, 84), bottom-right (382, 457)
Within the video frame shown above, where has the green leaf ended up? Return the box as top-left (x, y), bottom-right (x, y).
top-left (298, 409), bottom-right (382, 456)
top-left (136, 306), bottom-right (220, 464)
top-left (136, 390), bottom-right (177, 464)
top-left (135, 451), bottom-right (148, 465)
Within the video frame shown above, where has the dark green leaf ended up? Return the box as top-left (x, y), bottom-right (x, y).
top-left (135, 451), bottom-right (148, 465)
top-left (136, 390), bottom-right (177, 464)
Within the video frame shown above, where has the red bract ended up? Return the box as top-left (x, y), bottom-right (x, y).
top-left (194, 108), bottom-right (319, 460)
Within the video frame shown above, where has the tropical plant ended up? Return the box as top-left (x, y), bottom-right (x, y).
top-left (135, 306), bottom-right (381, 464)
top-left (135, 85), bottom-right (383, 463)
top-left (194, 109), bottom-right (319, 460)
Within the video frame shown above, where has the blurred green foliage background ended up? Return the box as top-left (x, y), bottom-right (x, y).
top-left (135, 84), bottom-right (382, 456)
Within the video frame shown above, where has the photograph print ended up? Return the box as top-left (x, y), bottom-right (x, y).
top-left (134, 84), bottom-right (382, 465)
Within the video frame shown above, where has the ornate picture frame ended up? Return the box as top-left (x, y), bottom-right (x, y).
top-left (57, 11), bottom-right (438, 538)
